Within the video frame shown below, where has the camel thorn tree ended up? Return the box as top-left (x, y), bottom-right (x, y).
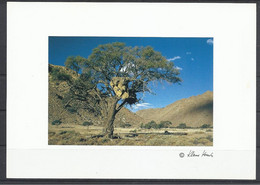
top-left (61, 42), bottom-right (182, 138)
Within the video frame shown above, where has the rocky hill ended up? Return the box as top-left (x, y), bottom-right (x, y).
top-left (48, 64), bottom-right (145, 127)
top-left (136, 91), bottom-right (213, 127)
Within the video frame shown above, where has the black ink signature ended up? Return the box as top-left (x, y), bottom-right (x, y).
top-left (180, 150), bottom-right (213, 158)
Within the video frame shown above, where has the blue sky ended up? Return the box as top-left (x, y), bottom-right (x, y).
top-left (49, 37), bottom-right (213, 112)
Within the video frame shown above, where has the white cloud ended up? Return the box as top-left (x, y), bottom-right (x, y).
top-left (167, 56), bottom-right (181, 61)
top-left (186, 52), bottom-right (192, 55)
top-left (191, 58), bottom-right (195, 61)
top-left (135, 103), bottom-right (152, 108)
top-left (131, 102), bottom-right (153, 111)
top-left (206, 38), bottom-right (213, 45)
top-left (175, 66), bottom-right (182, 71)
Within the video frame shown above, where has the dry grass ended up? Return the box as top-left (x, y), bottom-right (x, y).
top-left (49, 125), bottom-right (213, 146)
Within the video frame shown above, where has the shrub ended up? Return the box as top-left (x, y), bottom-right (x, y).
top-left (67, 107), bottom-right (77, 114)
top-left (142, 120), bottom-right (172, 129)
top-left (206, 135), bottom-right (213, 142)
top-left (59, 131), bottom-right (67, 135)
top-left (193, 138), bottom-right (199, 145)
top-left (144, 120), bottom-right (157, 129)
top-left (120, 123), bottom-right (132, 128)
top-left (83, 121), bottom-right (93, 126)
top-left (158, 121), bottom-right (172, 128)
top-left (201, 124), bottom-right (211, 128)
top-left (51, 68), bottom-right (71, 81)
top-left (177, 123), bottom-right (187, 129)
top-left (160, 121), bottom-right (172, 125)
top-left (52, 119), bottom-right (62, 125)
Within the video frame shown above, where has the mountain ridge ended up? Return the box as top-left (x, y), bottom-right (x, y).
top-left (136, 91), bottom-right (213, 127)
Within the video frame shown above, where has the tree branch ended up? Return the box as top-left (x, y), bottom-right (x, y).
top-left (115, 99), bottom-right (127, 113)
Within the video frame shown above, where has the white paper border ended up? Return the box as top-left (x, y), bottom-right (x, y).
top-left (7, 2), bottom-right (256, 179)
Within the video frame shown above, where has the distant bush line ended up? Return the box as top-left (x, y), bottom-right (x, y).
top-left (140, 121), bottom-right (172, 129)
top-left (140, 121), bottom-right (212, 129)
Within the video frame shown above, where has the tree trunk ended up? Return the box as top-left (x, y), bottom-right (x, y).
top-left (104, 98), bottom-right (118, 138)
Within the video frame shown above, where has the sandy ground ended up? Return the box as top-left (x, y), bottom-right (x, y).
top-left (49, 124), bottom-right (213, 146)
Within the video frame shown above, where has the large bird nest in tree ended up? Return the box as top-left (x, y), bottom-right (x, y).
top-left (110, 77), bottom-right (137, 104)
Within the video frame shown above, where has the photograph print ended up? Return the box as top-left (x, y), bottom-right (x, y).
top-left (48, 37), bottom-right (213, 146)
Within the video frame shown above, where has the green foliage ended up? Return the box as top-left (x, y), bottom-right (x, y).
top-left (177, 123), bottom-right (187, 129)
top-left (83, 121), bottom-right (93, 126)
top-left (158, 121), bottom-right (172, 128)
top-left (67, 107), bottom-right (77, 114)
top-left (142, 120), bottom-right (172, 129)
top-left (143, 120), bottom-right (157, 129)
top-left (65, 42), bottom-right (182, 106)
top-left (200, 124), bottom-right (211, 128)
top-left (65, 56), bottom-right (86, 73)
top-left (50, 67), bottom-right (71, 82)
top-left (119, 123), bottom-right (132, 128)
top-left (52, 119), bottom-right (62, 125)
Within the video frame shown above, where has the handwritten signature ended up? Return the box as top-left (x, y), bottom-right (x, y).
top-left (179, 150), bottom-right (213, 158)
